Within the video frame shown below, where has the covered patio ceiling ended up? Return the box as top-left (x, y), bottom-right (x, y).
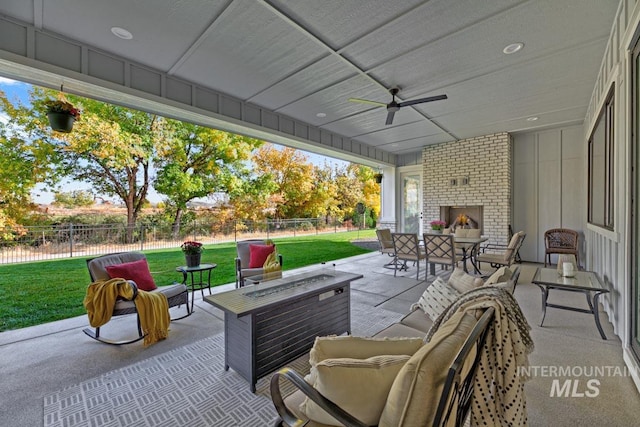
top-left (0, 0), bottom-right (618, 166)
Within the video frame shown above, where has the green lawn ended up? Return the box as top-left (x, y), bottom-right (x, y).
top-left (0, 230), bottom-right (376, 331)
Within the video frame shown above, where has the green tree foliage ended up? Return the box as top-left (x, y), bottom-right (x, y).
top-left (154, 120), bottom-right (263, 234)
top-left (53, 190), bottom-right (95, 208)
top-left (252, 145), bottom-right (318, 218)
top-left (0, 89), bottom-right (61, 237)
top-left (30, 88), bottom-right (161, 241)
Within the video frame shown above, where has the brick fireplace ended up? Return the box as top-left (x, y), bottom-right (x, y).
top-left (440, 205), bottom-right (483, 232)
top-left (422, 132), bottom-right (512, 247)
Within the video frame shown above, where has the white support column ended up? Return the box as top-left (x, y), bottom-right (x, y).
top-left (378, 166), bottom-right (397, 230)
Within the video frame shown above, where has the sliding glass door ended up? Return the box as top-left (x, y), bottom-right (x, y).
top-left (400, 172), bottom-right (422, 234)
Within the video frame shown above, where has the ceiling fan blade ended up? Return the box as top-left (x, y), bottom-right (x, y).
top-left (348, 97), bottom-right (387, 107)
top-left (385, 110), bottom-right (396, 125)
top-left (398, 94), bottom-right (448, 108)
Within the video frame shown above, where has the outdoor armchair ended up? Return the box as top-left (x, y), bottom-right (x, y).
top-left (544, 228), bottom-right (579, 267)
top-left (480, 225), bottom-right (522, 263)
top-left (270, 307), bottom-right (496, 427)
top-left (476, 231), bottom-right (526, 274)
top-left (83, 251), bottom-right (189, 345)
top-left (375, 228), bottom-right (398, 269)
top-left (235, 239), bottom-right (283, 287)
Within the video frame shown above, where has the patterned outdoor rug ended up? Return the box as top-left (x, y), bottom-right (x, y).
top-left (43, 302), bottom-right (404, 427)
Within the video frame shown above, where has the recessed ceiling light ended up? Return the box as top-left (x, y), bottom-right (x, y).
top-left (391, 143), bottom-right (399, 147)
top-left (316, 112), bottom-right (327, 118)
top-left (526, 116), bottom-right (539, 121)
top-left (111, 27), bottom-right (133, 40)
top-left (503, 42), bottom-right (524, 55)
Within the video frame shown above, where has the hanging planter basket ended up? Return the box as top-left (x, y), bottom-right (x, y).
top-left (45, 96), bottom-right (81, 133)
top-left (47, 112), bottom-right (76, 133)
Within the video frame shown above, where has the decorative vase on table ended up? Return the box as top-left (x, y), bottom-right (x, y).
top-left (185, 253), bottom-right (201, 268)
top-left (181, 241), bottom-right (204, 267)
top-left (429, 220), bottom-right (447, 234)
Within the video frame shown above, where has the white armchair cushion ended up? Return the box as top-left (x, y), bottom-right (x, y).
top-left (309, 335), bottom-right (424, 367)
top-left (448, 268), bottom-right (484, 293)
top-left (379, 310), bottom-right (477, 427)
top-left (300, 355), bottom-right (411, 426)
top-left (484, 267), bottom-right (512, 285)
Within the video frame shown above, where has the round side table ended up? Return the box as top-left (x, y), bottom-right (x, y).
top-left (176, 263), bottom-right (217, 313)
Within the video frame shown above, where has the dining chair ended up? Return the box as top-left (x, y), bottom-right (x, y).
top-left (480, 224), bottom-right (522, 263)
top-left (476, 231), bottom-right (526, 274)
top-left (375, 228), bottom-right (398, 269)
top-left (391, 233), bottom-right (426, 279)
top-left (423, 233), bottom-right (462, 277)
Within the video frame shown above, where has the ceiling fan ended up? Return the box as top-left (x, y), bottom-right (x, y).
top-left (348, 87), bottom-right (447, 125)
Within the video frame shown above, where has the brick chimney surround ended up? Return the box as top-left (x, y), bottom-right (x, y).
top-left (422, 132), bottom-right (513, 247)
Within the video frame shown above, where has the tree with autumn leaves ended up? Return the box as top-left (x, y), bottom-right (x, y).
top-left (0, 86), bottom-right (381, 237)
top-left (251, 146), bottom-right (380, 224)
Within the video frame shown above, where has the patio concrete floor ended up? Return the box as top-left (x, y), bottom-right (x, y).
top-left (0, 251), bottom-right (638, 426)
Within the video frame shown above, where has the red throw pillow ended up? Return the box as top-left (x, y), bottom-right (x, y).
top-left (249, 244), bottom-right (275, 268)
top-left (105, 259), bottom-right (157, 291)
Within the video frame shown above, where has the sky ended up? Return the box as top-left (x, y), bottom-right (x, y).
top-left (0, 77), bottom-right (347, 205)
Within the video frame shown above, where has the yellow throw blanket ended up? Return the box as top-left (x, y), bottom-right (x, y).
top-left (84, 278), bottom-right (170, 346)
top-left (262, 250), bottom-right (282, 280)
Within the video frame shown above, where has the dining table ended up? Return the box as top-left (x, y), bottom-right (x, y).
top-left (452, 236), bottom-right (488, 274)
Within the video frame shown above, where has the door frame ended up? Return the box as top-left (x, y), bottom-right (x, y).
top-left (398, 165), bottom-right (423, 234)
top-left (630, 28), bottom-right (640, 360)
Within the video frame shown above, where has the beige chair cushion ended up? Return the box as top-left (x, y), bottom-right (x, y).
top-left (300, 355), bottom-right (411, 426)
top-left (485, 280), bottom-right (515, 294)
top-left (448, 268), bottom-right (484, 293)
top-left (309, 336), bottom-right (423, 366)
top-left (284, 391), bottom-right (333, 427)
top-left (454, 228), bottom-right (469, 238)
top-left (373, 322), bottom-right (426, 339)
top-left (466, 229), bottom-right (482, 238)
top-left (484, 266), bottom-right (512, 285)
top-left (399, 308), bottom-right (434, 333)
top-left (502, 231), bottom-right (522, 261)
top-left (410, 277), bottom-right (460, 321)
top-left (476, 252), bottom-right (507, 265)
top-left (378, 310), bottom-right (477, 427)
top-left (507, 231), bottom-right (521, 248)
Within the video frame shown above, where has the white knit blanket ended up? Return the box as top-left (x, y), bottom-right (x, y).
top-left (426, 287), bottom-right (534, 426)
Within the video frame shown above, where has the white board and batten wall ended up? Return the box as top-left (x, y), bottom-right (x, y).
top-left (512, 125), bottom-right (586, 266)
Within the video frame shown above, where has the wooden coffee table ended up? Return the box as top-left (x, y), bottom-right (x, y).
top-left (532, 267), bottom-right (609, 339)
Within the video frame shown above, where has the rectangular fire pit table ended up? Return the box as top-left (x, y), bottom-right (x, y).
top-left (532, 267), bottom-right (609, 339)
top-left (204, 268), bottom-right (363, 392)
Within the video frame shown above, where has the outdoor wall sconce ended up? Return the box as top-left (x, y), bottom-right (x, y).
top-left (450, 178), bottom-right (457, 186)
top-left (374, 173), bottom-right (383, 183)
top-left (461, 176), bottom-right (470, 185)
